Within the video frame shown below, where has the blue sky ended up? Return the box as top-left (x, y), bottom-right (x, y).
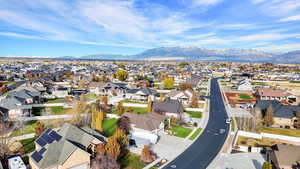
top-left (0, 0), bottom-right (300, 57)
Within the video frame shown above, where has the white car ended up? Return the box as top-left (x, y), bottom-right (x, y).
top-left (226, 118), bottom-right (231, 124)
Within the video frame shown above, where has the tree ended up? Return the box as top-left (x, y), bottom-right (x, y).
top-left (101, 96), bottom-right (109, 105)
top-left (191, 93), bottom-right (199, 108)
top-left (70, 99), bottom-right (88, 126)
top-left (115, 70), bottom-right (128, 81)
top-left (91, 152), bottom-right (120, 169)
top-left (105, 137), bottom-right (121, 160)
top-left (35, 121), bottom-right (45, 137)
top-left (264, 105), bottom-right (274, 127)
top-left (116, 102), bottom-right (125, 116)
top-left (118, 116), bottom-right (131, 134)
top-left (112, 128), bottom-right (129, 151)
top-left (95, 143), bottom-right (106, 154)
top-left (262, 162), bottom-right (272, 169)
top-left (179, 83), bottom-right (193, 91)
top-left (140, 145), bottom-right (155, 163)
top-left (170, 116), bottom-right (177, 127)
top-left (163, 77), bottom-right (174, 89)
top-left (159, 93), bottom-right (165, 102)
top-left (91, 104), bottom-right (104, 132)
top-left (147, 100), bottom-right (153, 112)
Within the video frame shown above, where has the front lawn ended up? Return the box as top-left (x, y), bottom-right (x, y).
top-left (256, 127), bottom-right (300, 137)
top-left (103, 118), bottom-right (119, 137)
top-left (188, 128), bottom-right (202, 140)
top-left (238, 94), bottom-right (252, 100)
top-left (20, 138), bottom-right (36, 153)
top-left (120, 153), bottom-right (146, 169)
top-left (125, 107), bottom-right (148, 114)
top-left (50, 106), bottom-right (71, 115)
top-left (45, 98), bottom-right (65, 103)
top-left (185, 111), bottom-right (202, 118)
top-left (171, 126), bottom-right (192, 138)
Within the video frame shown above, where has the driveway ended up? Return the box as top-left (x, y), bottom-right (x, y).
top-left (152, 135), bottom-right (192, 160)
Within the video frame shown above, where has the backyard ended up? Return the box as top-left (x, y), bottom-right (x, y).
top-left (238, 94), bottom-right (253, 100)
top-left (103, 118), bottom-right (119, 137)
top-left (20, 138), bottom-right (36, 154)
top-left (125, 107), bottom-right (148, 114)
top-left (50, 106), bottom-right (71, 115)
top-left (45, 98), bottom-right (65, 103)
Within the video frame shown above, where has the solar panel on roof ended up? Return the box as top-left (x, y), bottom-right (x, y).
top-left (39, 147), bottom-right (46, 155)
top-left (49, 130), bottom-right (62, 141)
top-left (36, 137), bottom-right (47, 147)
top-left (31, 151), bottom-right (42, 163)
top-left (45, 128), bottom-right (52, 133)
top-left (41, 133), bottom-right (54, 144)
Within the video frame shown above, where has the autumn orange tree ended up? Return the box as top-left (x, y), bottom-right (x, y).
top-left (116, 102), bottom-right (125, 116)
top-left (191, 93), bottom-right (199, 108)
top-left (141, 145), bottom-right (155, 163)
top-left (147, 100), bottom-right (153, 112)
top-left (105, 136), bottom-right (121, 160)
top-left (91, 104), bottom-right (104, 132)
top-left (101, 96), bottom-right (109, 105)
top-left (35, 121), bottom-right (45, 137)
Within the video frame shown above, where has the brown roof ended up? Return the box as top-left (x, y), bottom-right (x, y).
top-left (122, 112), bottom-right (165, 131)
top-left (272, 144), bottom-right (300, 167)
top-left (257, 88), bottom-right (293, 97)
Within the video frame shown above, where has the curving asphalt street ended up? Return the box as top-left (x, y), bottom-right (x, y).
top-left (163, 78), bottom-right (230, 169)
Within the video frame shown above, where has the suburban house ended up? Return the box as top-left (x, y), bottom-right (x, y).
top-left (122, 112), bottom-right (166, 147)
top-left (185, 74), bottom-right (201, 89)
top-left (255, 88), bottom-right (297, 104)
top-left (253, 100), bottom-right (300, 129)
top-left (152, 98), bottom-right (184, 120)
top-left (237, 78), bottom-right (253, 91)
top-left (52, 87), bottom-right (69, 98)
top-left (126, 87), bottom-right (158, 102)
top-left (165, 90), bottom-right (193, 105)
top-left (7, 87), bottom-right (42, 104)
top-left (0, 97), bottom-right (32, 119)
top-left (30, 123), bottom-right (105, 169)
top-left (267, 144), bottom-right (300, 169)
top-left (89, 82), bottom-right (127, 96)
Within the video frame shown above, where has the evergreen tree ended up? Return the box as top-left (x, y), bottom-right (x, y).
top-left (264, 105), bottom-right (274, 127)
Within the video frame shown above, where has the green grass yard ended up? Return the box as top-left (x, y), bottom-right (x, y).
top-left (50, 106), bottom-right (71, 115)
top-left (120, 153), bottom-right (146, 169)
top-left (188, 128), bottom-right (202, 140)
top-left (238, 94), bottom-right (253, 100)
top-left (103, 118), bottom-right (119, 137)
top-left (11, 121), bottom-right (38, 137)
top-left (171, 126), bottom-right (192, 138)
top-left (125, 107), bottom-right (148, 114)
top-left (121, 100), bottom-right (147, 104)
top-left (185, 111), bottom-right (203, 118)
top-left (45, 98), bottom-right (65, 103)
top-left (82, 93), bottom-right (101, 100)
top-left (20, 138), bottom-right (36, 153)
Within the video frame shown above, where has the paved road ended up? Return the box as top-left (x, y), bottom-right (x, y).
top-left (163, 78), bottom-right (229, 169)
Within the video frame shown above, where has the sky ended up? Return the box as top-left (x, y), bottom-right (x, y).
top-left (0, 0), bottom-right (300, 57)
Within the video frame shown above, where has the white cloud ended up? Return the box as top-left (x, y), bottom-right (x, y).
top-left (193, 0), bottom-right (223, 6)
top-left (280, 14), bottom-right (300, 22)
top-left (236, 33), bottom-right (300, 42)
top-left (0, 32), bottom-right (45, 40)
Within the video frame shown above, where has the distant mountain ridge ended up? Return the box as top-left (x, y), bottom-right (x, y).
top-left (2, 47), bottom-right (300, 63)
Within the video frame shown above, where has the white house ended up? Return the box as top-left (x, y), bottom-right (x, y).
top-left (237, 79), bottom-right (253, 91)
top-left (165, 90), bottom-right (193, 105)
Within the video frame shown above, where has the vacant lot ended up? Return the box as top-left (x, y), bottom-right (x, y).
top-left (225, 91), bottom-right (256, 104)
top-left (257, 127), bottom-right (300, 138)
top-left (237, 136), bottom-right (285, 147)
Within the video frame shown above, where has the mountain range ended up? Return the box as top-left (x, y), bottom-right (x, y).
top-left (2, 46), bottom-right (300, 63)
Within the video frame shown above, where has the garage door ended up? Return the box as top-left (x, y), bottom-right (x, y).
top-left (70, 163), bottom-right (89, 169)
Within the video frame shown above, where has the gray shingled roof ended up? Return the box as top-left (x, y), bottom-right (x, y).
top-left (0, 97), bottom-right (32, 110)
top-left (31, 123), bottom-right (105, 169)
top-left (153, 98), bottom-right (184, 114)
top-left (255, 100), bottom-right (300, 119)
